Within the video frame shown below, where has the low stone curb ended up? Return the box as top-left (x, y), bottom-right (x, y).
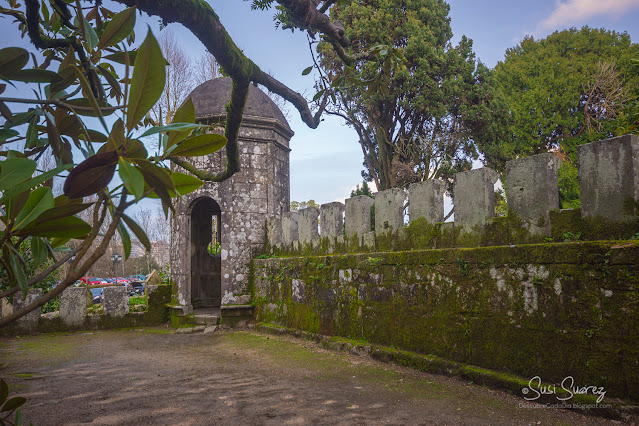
top-left (255, 322), bottom-right (639, 422)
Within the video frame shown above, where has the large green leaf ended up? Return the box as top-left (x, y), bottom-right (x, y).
top-left (34, 202), bottom-right (93, 224)
top-left (122, 214), bottom-right (151, 252)
top-left (0, 379), bottom-right (8, 406)
top-left (140, 122), bottom-right (205, 138)
top-left (0, 164), bottom-right (72, 203)
top-left (0, 47), bottom-right (29, 75)
top-left (31, 236), bottom-right (48, 268)
top-left (117, 220), bottom-right (131, 259)
top-left (171, 171), bottom-right (204, 196)
top-left (126, 30), bottom-right (166, 132)
top-left (97, 7), bottom-right (136, 49)
top-left (103, 50), bottom-right (137, 65)
top-left (7, 250), bottom-right (27, 295)
top-left (19, 216), bottom-right (91, 238)
top-left (12, 186), bottom-right (54, 231)
top-left (0, 129), bottom-right (18, 141)
top-left (4, 69), bottom-right (62, 83)
top-left (81, 15), bottom-right (98, 52)
top-left (1, 397), bottom-right (27, 413)
top-left (0, 158), bottom-right (36, 191)
top-left (118, 157), bottom-right (144, 200)
top-left (134, 159), bottom-right (175, 191)
top-left (169, 134), bottom-right (227, 157)
top-left (167, 97), bottom-right (197, 149)
top-left (64, 98), bottom-right (115, 117)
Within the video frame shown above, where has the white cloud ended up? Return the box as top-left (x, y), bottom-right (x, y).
top-left (537, 0), bottom-right (639, 33)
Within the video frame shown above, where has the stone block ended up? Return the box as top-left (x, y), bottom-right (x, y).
top-left (578, 134), bottom-right (639, 221)
top-left (60, 287), bottom-right (87, 326)
top-left (374, 188), bottom-right (406, 234)
top-left (146, 269), bottom-right (162, 287)
top-left (14, 289), bottom-right (42, 329)
top-left (506, 153), bottom-right (561, 235)
top-left (0, 297), bottom-right (13, 318)
top-left (408, 180), bottom-right (446, 224)
top-left (320, 202), bottom-right (345, 238)
top-left (345, 196), bottom-right (374, 239)
top-left (362, 232), bottom-right (375, 250)
top-left (454, 167), bottom-right (500, 230)
top-left (103, 287), bottom-right (129, 317)
top-left (281, 212), bottom-right (299, 246)
top-left (266, 217), bottom-right (282, 247)
top-left (298, 207), bottom-right (320, 245)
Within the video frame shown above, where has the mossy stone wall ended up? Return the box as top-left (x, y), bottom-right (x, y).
top-left (252, 241), bottom-right (639, 400)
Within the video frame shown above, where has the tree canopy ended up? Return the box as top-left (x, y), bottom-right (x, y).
top-left (477, 27), bottom-right (639, 207)
top-left (318, 0), bottom-right (495, 191)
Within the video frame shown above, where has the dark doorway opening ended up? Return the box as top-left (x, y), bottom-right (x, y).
top-left (190, 197), bottom-right (222, 308)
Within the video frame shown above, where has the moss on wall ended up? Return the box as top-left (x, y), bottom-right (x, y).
top-left (252, 241), bottom-right (639, 401)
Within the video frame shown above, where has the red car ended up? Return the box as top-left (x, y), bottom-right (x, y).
top-left (79, 277), bottom-right (106, 285)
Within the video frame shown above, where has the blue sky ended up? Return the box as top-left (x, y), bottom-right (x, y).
top-left (2, 0), bottom-right (639, 208)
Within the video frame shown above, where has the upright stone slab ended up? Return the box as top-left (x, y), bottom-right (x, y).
top-left (578, 134), bottom-right (639, 221)
top-left (374, 188), bottom-right (406, 234)
top-left (320, 202), bottom-right (345, 238)
top-left (281, 211), bottom-right (299, 247)
top-left (454, 167), bottom-right (500, 231)
top-left (266, 217), bottom-right (282, 247)
top-left (103, 287), bottom-right (129, 317)
top-left (345, 196), bottom-right (374, 241)
top-left (298, 207), bottom-right (320, 246)
top-left (14, 289), bottom-right (42, 329)
top-left (506, 153), bottom-right (561, 235)
top-left (408, 180), bottom-right (445, 224)
top-left (60, 287), bottom-right (87, 326)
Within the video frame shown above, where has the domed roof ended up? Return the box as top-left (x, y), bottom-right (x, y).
top-left (188, 77), bottom-right (291, 131)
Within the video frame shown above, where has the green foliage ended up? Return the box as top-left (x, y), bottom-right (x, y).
top-left (615, 58), bottom-right (639, 135)
top-left (0, 379), bottom-right (26, 426)
top-left (480, 27), bottom-right (639, 206)
top-left (290, 200), bottom-right (319, 211)
top-left (319, 0), bottom-right (494, 190)
top-left (350, 182), bottom-right (374, 198)
top-left (0, 2), bottom-right (227, 308)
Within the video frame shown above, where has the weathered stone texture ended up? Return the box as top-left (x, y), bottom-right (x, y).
top-left (281, 212), bottom-right (299, 246)
top-left (506, 153), bottom-right (561, 235)
top-left (320, 202), bottom-right (345, 238)
top-left (266, 217), bottom-right (282, 247)
top-left (297, 207), bottom-right (320, 245)
top-left (14, 289), bottom-right (42, 329)
top-left (374, 188), bottom-right (406, 234)
top-left (408, 180), bottom-right (445, 224)
top-left (578, 134), bottom-right (639, 221)
top-left (454, 167), bottom-right (500, 230)
top-left (60, 287), bottom-right (87, 326)
top-left (103, 287), bottom-right (129, 317)
top-left (345, 196), bottom-right (374, 239)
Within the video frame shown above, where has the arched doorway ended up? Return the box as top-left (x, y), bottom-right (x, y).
top-left (190, 197), bottom-right (222, 309)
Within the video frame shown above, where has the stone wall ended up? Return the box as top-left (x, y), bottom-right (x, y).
top-left (265, 135), bottom-right (639, 255)
top-left (252, 241), bottom-right (639, 400)
top-left (0, 285), bottom-right (171, 335)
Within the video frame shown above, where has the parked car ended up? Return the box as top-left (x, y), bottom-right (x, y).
top-left (127, 275), bottom-right (146, 283)
top-left (89, 288), bottom-right (103, 304)
top-left (80, 277), bottom-right (106, 285)
top-left (130, 282), bottom-right (145, 296)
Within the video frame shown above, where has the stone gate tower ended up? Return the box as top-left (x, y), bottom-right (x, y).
top-left (170, 77), bottom-right (292, 314)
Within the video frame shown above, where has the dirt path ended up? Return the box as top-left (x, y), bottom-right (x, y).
top-left (0, 327), bottom-right (621, 425)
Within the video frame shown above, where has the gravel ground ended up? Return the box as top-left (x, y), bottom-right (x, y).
top-left (0, 327), bottom-right (626, 425)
